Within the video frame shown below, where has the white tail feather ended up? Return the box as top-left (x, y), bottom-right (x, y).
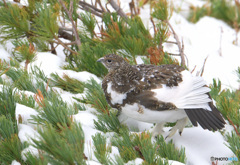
top-left (152, 70), bottom-right (212, 111)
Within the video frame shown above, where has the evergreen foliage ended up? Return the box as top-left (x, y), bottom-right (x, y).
top-left (66, 42), bottom-right (110, 77)
top-left (81, 79), bottom-right (111, 113)
top-left (1, 0), bottom-right (236, 164)
top-left (151, 0), bottom-right (172, 21)
top-left (15, 93), bottom-right (36, 109)
top-left (112, 130), bottom-right (185, 164)
top-left (0, 134), bottom-right (27, 164)
top-left (32, 92), bottom-right (74, 130)
top-left (0, 115), bottom-right (18, 140)
top-left (209, 78), bottom-right (240, 161)
top-left (0, 3), bottom-right (30, 41)
top-left (50, 73), bottom-right (85, 94)
top-left (111, 129), bottom-right (139, 163)
top-left (0, 86), bottom-right (16, 121)
top-left (79, 12), bottom-right (97, 38)
top-left (210, 79), bottom-right (240, 130)
top-left (0, 116), bottom-right (26, 164)
top-left (156, 136), bottom-right (186, 163)
top-left (188, 0), bottom-right (240, 30)
top-left (92, 133), bottom-right (111, 164)
top-left (94, 110), bottom-right (124, 134)
top-left (101, 14), bottom-right (153, 59)
top-left (24, 151), bottom-right (49, 165)
top-left (5, 67), bottom-right (49, 97)
top-left (32, 2), bottom-right (59, 41)
top-left (32, 123), bottom-right (86, 165)
top-left (226, 132), bottom-right (240, 161)
top-left (13, 39), bottom-right (37, 70)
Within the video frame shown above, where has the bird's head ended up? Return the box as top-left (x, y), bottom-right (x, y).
top-left (97, 54), bottom-right (129, 71)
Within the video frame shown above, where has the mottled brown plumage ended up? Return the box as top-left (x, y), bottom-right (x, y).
top-left (97, 54), bottom-right (226, 138)
top-left (99, 54), bottom-right (183, 111)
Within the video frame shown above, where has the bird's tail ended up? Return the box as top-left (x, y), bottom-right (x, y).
top-left (184, 102), bottom-right (226, 131)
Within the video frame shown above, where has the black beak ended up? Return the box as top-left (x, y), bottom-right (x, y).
top-left (97, 57), bottom-right (104, 63)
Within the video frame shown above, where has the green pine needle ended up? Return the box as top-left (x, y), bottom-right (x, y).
top-left (50, 73), bottom-right (85, 94)
top-left (0, 86), bottom-right (17, 121)
top-left (32, 123), bottom-right (86, 165)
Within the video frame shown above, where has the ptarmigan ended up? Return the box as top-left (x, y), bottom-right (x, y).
top-left (97, 54), bottom-right (225, 138)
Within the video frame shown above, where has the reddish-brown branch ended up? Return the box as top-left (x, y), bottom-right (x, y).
top-left (54, 37), bottom-right (78, 55)
top-left (227, 116), bottom-right (240, 136)
top-left (3, 0), bottom-right (8, 8)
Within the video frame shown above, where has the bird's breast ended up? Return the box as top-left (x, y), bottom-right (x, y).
top-left (106, 82), bottom-right (127, 105)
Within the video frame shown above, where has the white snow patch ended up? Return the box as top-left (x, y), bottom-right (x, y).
top-left (54, 69), bottom-right (101, 84)
top-left (73, 111), bottom-right (98, 128)
top-left (82, 125), bottom-right (101, 161)
top-left (0, 45), bottom-right (11, 61)
top-left (167, 126), bottom-right (235, 165)
top-left (126, 158), bottom-right (144, 165)
top-left (164, 13), bottom-right (240, 89)
top-left (168, 160), bottom-right (185, 165)
top-left (28, 52), bottom-right (65, 77)
top-left (15, 104), bottom-right (38, 126)
top-left (18, 124), bottom-right (39, 144)
top-left (11, 160), bottom-right (21, 165)
top-left (86, 160), bottom-right (102, 165)
top-left (21, 146), bottom-right (39, 161)
top-left (136, 56), bottom-right (145, 64)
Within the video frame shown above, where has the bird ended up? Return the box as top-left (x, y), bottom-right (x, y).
top-left (97, 54), bottom-right (226, 138)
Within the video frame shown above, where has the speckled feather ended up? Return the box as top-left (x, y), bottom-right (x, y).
top-left (98, 54), bottom-right (225, 133)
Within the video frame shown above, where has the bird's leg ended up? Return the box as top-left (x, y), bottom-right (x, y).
top-left (150, 123), bottom-right (165, 138)
top-left (166, 117), bottom-right (188, 139)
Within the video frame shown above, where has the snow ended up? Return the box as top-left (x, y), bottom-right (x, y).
top-left (167, 126), bottom-right (234, 165)
top-left (73, 110), bottom-right (98, 128)
top-left (11, 160), bottom-right (21, 165)
top-left (54, 69), bottom-right (101, 84)
top-left (0, 0), bottom-right (239, 164)
top-left (28, 52), bottom-right (65, 77)
top-left (0, 45), bottom-right (11, 62)
top-left (15, 104), bottom-right (38, 126)
top-left (165, 13), bottom-right (240, 89)
top-left (18, 124), bottom-right (39, 144)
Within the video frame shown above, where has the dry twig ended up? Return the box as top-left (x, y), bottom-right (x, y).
top-left (59, 0), bottom-right (81, 50)
top-left (58, 27), bottom-right (74, 41)
top-left (54, 37), bottom-right (78, 55)
top-left (108, 0), bottom-right (128, 21)
top-left (200, 56), bottom-right (208, 77)
top-left (79, 1), bottom-right (104, 17)
top-left (166, 20), bottom-right (186, 67)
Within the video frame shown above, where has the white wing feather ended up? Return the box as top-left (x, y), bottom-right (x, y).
top-left (152, 70), bottom-right (212, 111)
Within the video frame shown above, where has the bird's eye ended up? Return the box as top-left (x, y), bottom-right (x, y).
top-left (107, 59), bottom-right (112, 63)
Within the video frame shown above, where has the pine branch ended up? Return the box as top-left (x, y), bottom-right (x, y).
top-left (50, 73), bottom-right (85, 94)
top-left (58, 0), bottom-right (81, 50)
top-left (165, 20), bottom-right (186, 67)
top-left (32, 123), bottom-right (86, 164)
top-left (108, 0), bottom-right (128, 21)
top-left (79, 1), bottom-right (104, 18)
top-left (92, 133), bottom-right (111, 164)
top-left (0, 86), bottom-right (17, 121)
top-left (227, 116), bottom-right (240, 136)
top-left (32, 92), bottom-right (74, 130)
top-left (58, 27), bottom-right (74, 41)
